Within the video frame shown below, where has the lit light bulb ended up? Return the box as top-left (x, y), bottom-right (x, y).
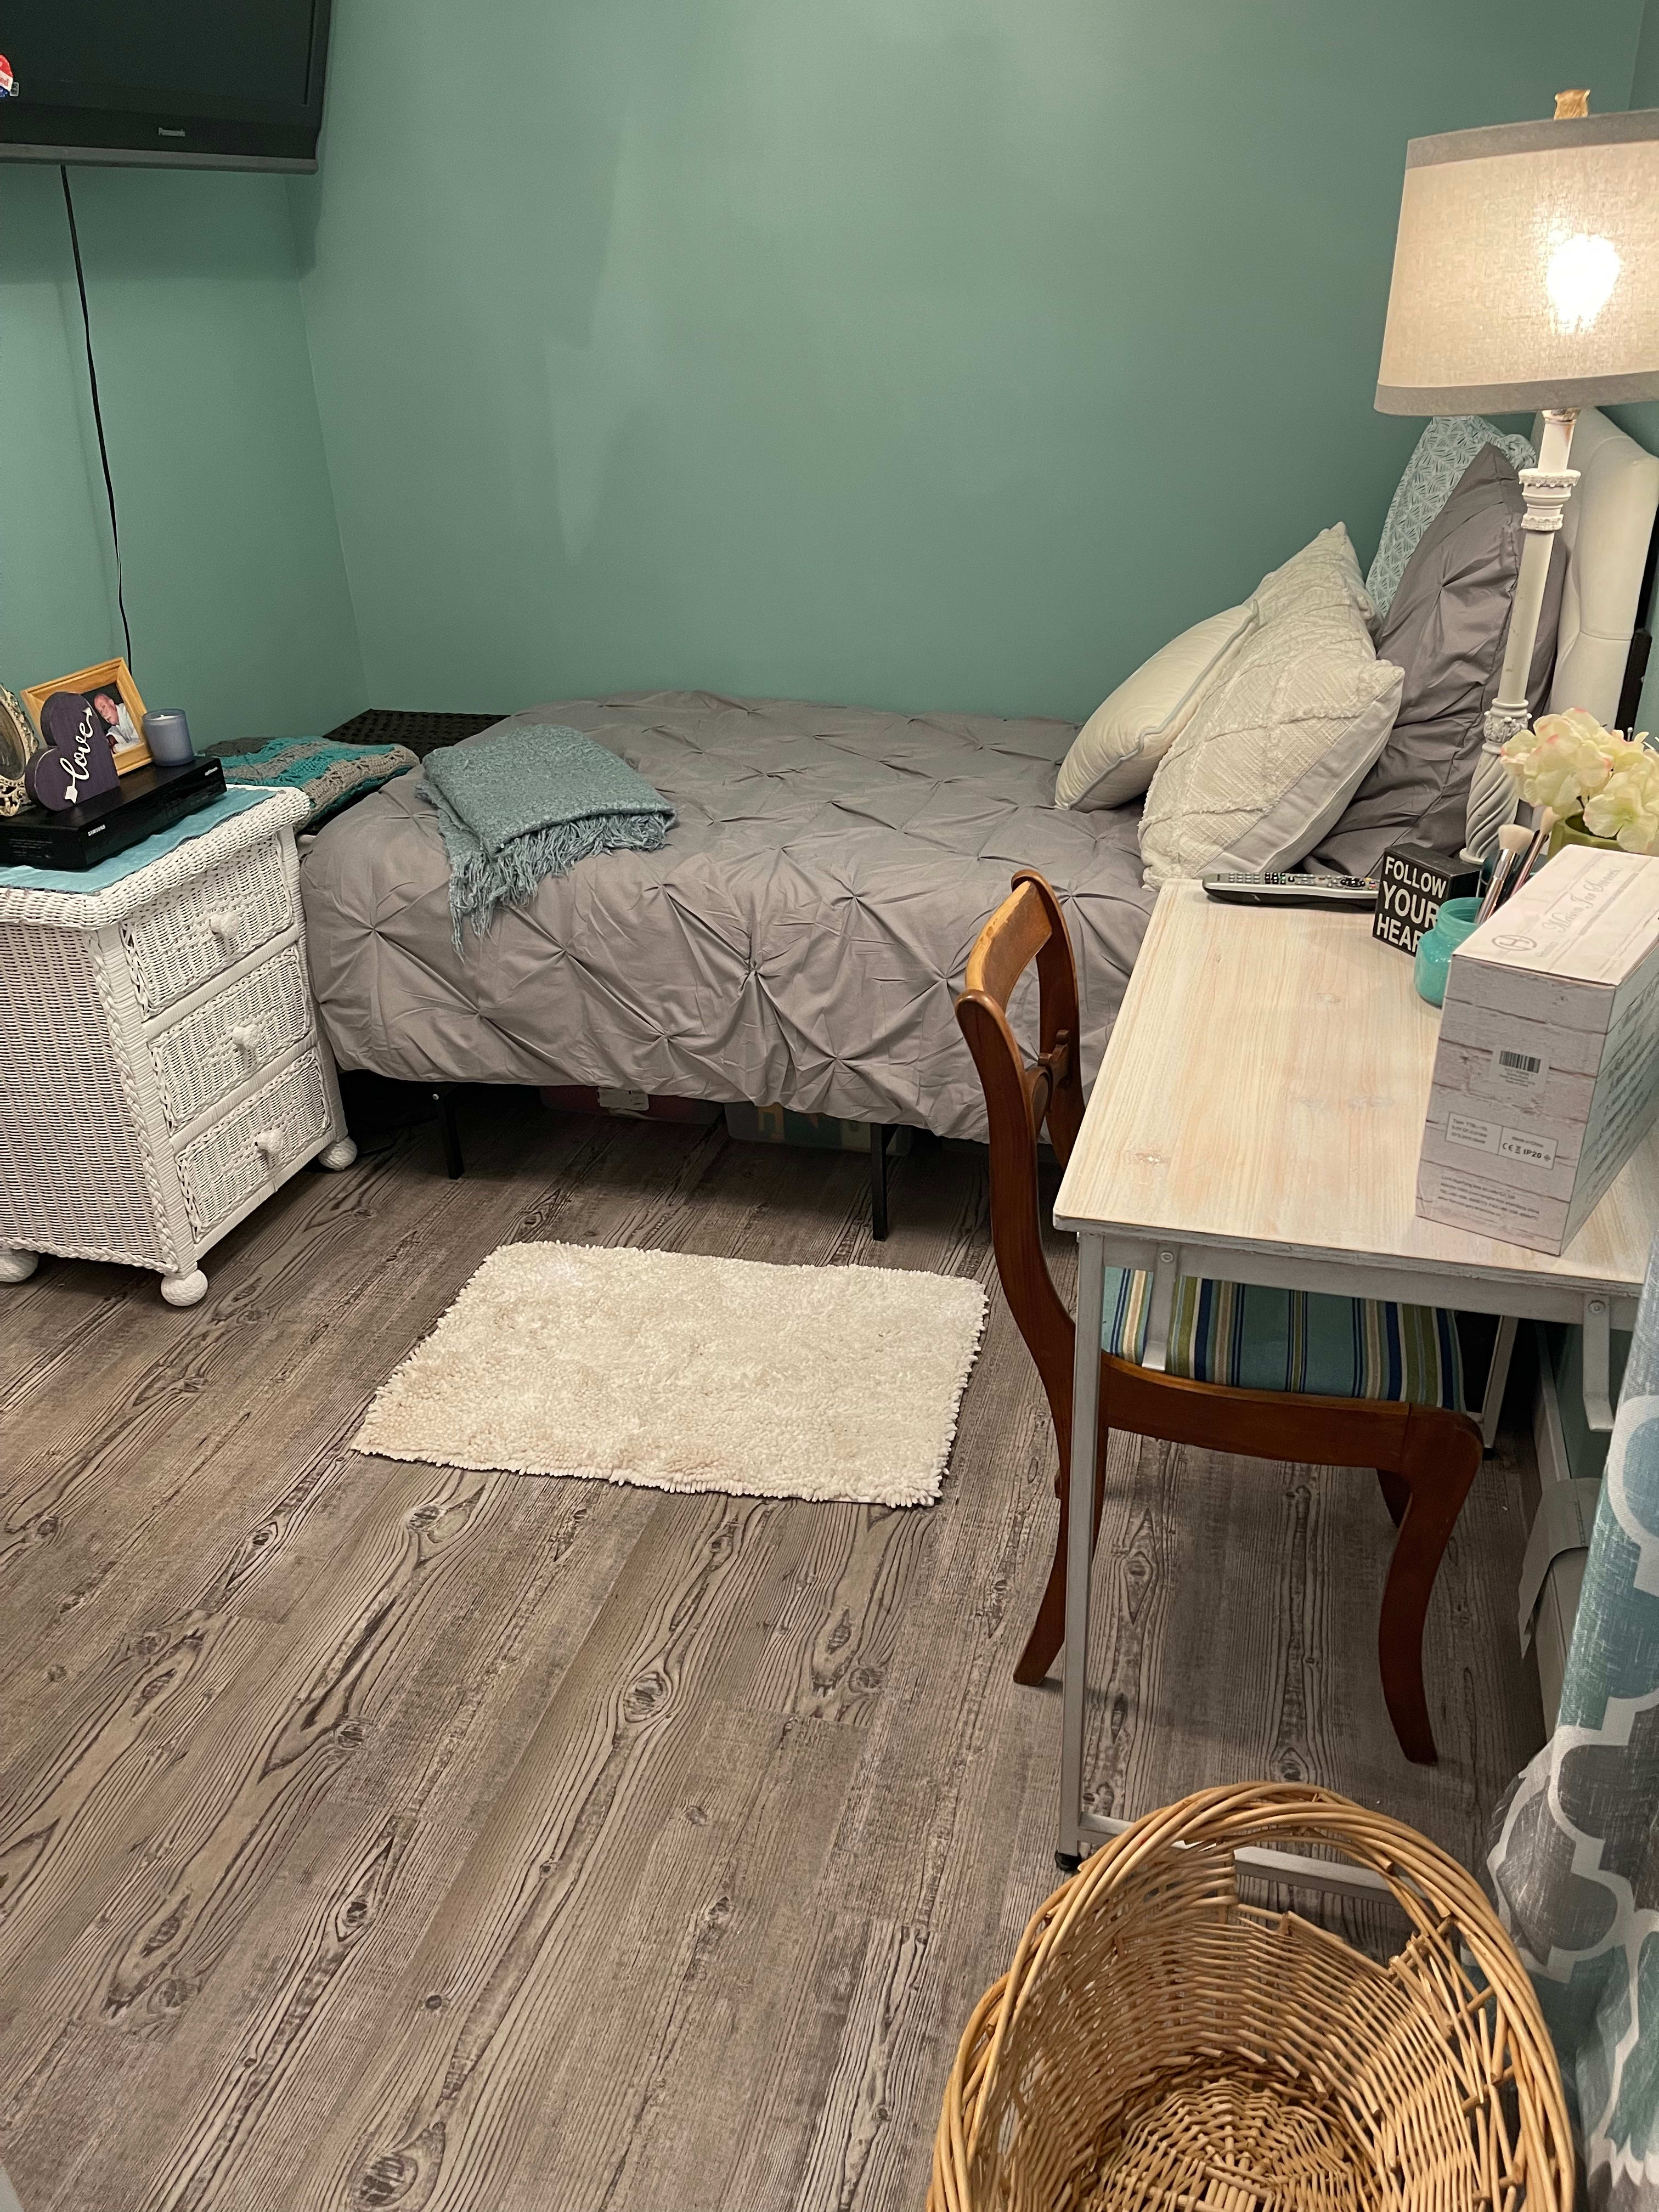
top-left (1545, 230), bottom-right (1621, 334)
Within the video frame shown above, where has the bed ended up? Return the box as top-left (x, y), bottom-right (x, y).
top-left (299, 410), bottom-right (1659, 1151)
top-left (300, 694), bottom-right (1155, 1144)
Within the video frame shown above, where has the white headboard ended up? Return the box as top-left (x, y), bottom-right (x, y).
top-left (1539, 407), bottom-right (1659, 728)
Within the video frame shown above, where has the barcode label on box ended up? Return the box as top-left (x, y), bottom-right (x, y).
top-left (1489, 1044), bottom-right (1545, 1094)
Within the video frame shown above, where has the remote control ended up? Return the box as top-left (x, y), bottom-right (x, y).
top-left (1201, 872), bottom-right (1378, 910)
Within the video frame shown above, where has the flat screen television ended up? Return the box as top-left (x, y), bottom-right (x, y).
top-left (0, 1), bottom-right (333, 172)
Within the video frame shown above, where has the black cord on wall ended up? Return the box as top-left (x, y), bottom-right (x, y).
top-left (59, 165), bottom-right (133, 673)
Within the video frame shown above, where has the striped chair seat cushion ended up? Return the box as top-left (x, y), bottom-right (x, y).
top-left (1101, 1269), bottom-right (1464, 1410)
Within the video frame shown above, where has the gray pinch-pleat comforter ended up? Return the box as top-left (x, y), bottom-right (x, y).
top-left (297, 692), bottom-right (1157, 1143)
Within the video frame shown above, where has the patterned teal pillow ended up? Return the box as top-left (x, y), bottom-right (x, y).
top-left (1366, 416), bottom-right (1536, 623)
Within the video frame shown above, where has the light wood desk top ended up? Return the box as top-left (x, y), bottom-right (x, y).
top-left (1054, 882), bottom-right (1659, 1324)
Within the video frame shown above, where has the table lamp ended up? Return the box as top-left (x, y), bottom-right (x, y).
top-left (1375, 93), bottom-right (1659, 862)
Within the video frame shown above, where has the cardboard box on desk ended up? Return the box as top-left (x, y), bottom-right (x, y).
top-left (1417, 845), bottom-right (1659, 1255)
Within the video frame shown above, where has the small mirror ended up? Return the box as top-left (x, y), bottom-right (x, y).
top-left (0, 687), bottom-right (38, 780)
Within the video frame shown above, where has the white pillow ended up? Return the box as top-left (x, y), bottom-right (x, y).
top-left (1252, 520), bottom-right (1374, 624)
top-left (1139, 526), bottom-right (1402, 886)
top-left (1056, 601), bottom-right (1257, 811)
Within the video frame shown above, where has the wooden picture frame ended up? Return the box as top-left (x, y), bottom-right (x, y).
top-left (23, 658), bottom-right (150, 776)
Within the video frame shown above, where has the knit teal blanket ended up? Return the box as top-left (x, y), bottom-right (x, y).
top-left (422, 723), bottom-right (676, 943)
top-left (218, 735), bottom-right (418, 824)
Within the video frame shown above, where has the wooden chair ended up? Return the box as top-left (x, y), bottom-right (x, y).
top-left (955, 870), bottom-right (1485, 1763)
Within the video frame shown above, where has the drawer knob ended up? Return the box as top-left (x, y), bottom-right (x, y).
top-left (207, 910), bottom-right (237, 941)
top-left (253, 1128), bottom-right (285, 1163)
top-left (229, 1025), bottom-right (259, 1054)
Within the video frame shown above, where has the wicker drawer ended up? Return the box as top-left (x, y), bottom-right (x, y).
top-left (148, 945), bottom-right (314, 1130)
top-left (176, 1049), bottom-right (330, 1234)
top-left (120, 837), bottom-right (295, 1013)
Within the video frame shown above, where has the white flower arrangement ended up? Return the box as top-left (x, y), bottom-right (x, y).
top-left (1500, 709), bottom-right (1659, 854)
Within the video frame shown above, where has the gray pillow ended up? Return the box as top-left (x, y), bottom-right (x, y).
top-left (1364, 415), bottom-right (1536, 620)
top-left (1312, 445), bottom-right (1563, 877)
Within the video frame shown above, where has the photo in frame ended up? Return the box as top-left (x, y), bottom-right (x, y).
top-left (22, 658), bottom-right (150, 775)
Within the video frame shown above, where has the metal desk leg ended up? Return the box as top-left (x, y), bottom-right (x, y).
top-left (1058, 1231), bottom-right (1107, 1871)
top-left (1583, 1295), bottom-right (1615, 1432)
top-left (1479, 1312), bottom-right (1519, 1449)
top-left (1141, 1246), bottom-right (1181, 1373)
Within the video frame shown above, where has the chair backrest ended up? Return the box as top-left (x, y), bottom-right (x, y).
top-left (956, 871), bottom-right (1086, 1442)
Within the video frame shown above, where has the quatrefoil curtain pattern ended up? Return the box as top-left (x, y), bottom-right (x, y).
top-left (1487, 1236), bottom-right (1659, 2208)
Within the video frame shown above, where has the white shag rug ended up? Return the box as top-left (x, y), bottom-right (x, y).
top-left (354, 1242), bottom-right (988, 1506)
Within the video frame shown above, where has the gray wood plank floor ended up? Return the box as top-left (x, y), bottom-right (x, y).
top-left (0, 1094), bottom-right (1545, 2211)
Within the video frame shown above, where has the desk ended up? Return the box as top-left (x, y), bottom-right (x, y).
top-left (1051, 882), bottom-right (1659, 1872)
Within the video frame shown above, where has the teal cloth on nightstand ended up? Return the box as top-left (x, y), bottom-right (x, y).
top-left (0, 785), bottom-right (278, 894)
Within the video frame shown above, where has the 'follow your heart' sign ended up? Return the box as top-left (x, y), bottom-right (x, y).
top-left (24, 690), bottom-right (121, 812)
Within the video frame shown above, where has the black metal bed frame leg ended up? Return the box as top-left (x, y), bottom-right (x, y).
top-left (870, 1123), bottom-right (893, 1240)
top-left (431, 1085), bottom-right (465, 1178)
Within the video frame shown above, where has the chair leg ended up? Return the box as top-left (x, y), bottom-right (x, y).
top-left (1376, 1423), bottom-right (1483, 1764)
top-left (1014, 1428), bottom-right (1108, 1686)
top-left (1014, 1498), bottom-right (1070, 1685)
top-left (1376, 1467), bottom-right (1409, 1527)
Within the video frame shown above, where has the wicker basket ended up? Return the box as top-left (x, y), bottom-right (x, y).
top-left (930, 1784), bottom-right (1571, 2212)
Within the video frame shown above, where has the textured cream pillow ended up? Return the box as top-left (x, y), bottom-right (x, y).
top-left (1056, 601), bottom-right (1257, 811)
top-left (1253, 520), bottom-right (1375, 624)
top-left (1139, 527), bottom-right (1401, 886)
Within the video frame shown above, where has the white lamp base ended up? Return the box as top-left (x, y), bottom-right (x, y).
top-left (1462, 708), bottom-right (1534, 867)
top-left (1461, 411), bottom-right (1578, 866)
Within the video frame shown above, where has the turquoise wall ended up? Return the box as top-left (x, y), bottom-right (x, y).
top-left (2, 5), bottom-right (1653, 740)
top-left (0, 165), bottom-right (364, 747)
top-left (294, 0), bottom-right (1644, 723)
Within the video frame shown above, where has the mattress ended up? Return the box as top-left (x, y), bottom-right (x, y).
top-left (298, 692), bottom-right (1156, 1143)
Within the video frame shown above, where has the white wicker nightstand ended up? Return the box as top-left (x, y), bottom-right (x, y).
top-left (0, 788), bottom-right (356, 1306)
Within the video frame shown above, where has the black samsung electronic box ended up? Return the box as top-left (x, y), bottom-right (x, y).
top-left (0, 755), bottom-right (227, 871)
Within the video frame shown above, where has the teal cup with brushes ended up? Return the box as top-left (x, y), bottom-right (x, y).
top-left (1413, 897), bottom-right (1482, 1007)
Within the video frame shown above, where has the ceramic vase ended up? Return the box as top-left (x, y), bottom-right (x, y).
top-left (1547, 814), bottom-right (1622, 857)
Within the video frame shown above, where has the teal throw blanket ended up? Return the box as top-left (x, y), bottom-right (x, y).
top-left (422, 723), bottom-right (676, 943)
top-left (218, 736), bottom-right (418, 825)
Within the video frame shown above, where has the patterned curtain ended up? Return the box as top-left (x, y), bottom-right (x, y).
top-left (1487, 1249), bottom-right (1659, 2212)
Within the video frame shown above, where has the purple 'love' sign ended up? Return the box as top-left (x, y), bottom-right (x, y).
top-left (25, 690), bottom-right (122, 812)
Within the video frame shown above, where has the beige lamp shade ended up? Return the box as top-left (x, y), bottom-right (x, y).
top-left (1376, 109), bottom-right (1659, 414)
